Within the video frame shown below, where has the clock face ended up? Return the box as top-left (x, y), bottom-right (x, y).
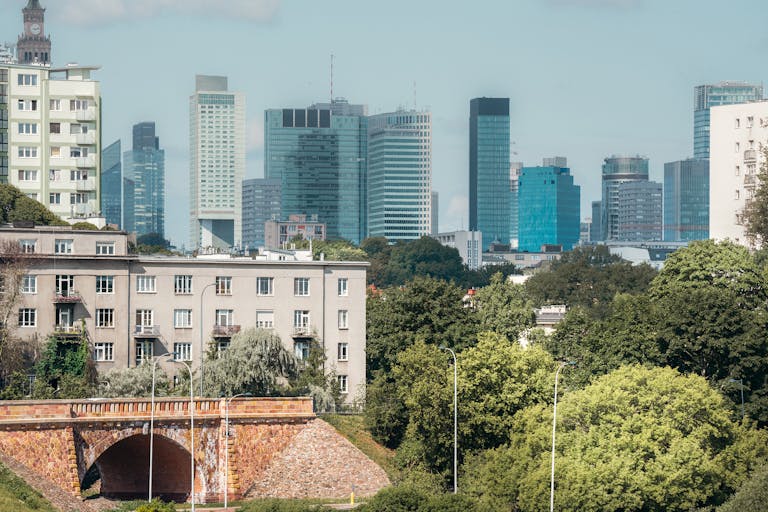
top-left (30, 23), bottom-right (41, 35)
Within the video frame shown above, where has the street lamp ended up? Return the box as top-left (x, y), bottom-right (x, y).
top-left (174, 358), bottom-right (196, 512)
top-left (550, 361), bottom-right (575, 512)
top-left (729, 378), bottom-right (745, 420)
top-left (149, 352), bottom-right (171, 502)
top-left (223, 392), bottom-right (252, 509)
top-left (200, 282), bottom-right (216, 397)
top-left (439, 346), bottom-right (457, 494)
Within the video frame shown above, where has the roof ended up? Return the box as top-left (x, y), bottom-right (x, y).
top-left (25, 0), bottom-right (43, 9)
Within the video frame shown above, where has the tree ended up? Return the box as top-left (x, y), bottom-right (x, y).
top-left (312, 239), bottom-right (367, 261)
top-left (33, 328), bottom-right (95, 398)
top-left (473, 273), bottom-right (535, 341)
top-left (743, 145), bottom-right (768, 246)
top-left (0, 240), bottom-right (29, 381)
top-left (361, 237), bottom-right (393, 286)
top-left (98, 363), bottom-right (170, 398)
top-left (70, 221), bottom-right (98, 230)
top-left (0, 183), bottom-right (67, 226)
top-left (383, 237), bottom-right (465, 287)
top-left (718, 464), bottom-right (768, 512)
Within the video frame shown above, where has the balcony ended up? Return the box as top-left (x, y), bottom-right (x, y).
top-left (75, 155), bottom-right (96, 168)
top-left (75, 132), bottom-right (96, 145)
top-left (744, 175), bottom-right (757, 185)
top-left (75, 178), bottom-right (96, 192)
top-left (292, 326), bottom-right (313, 338)
top-left (53, 290), bottom-right (82, 303)
top-left (212, 325), bottom-right (241, 338)
top-left (744, 149), bottom-right (757, 163)
top-left (134, 325), bottom-right (160, 337)
top-left (75, 109), bottom-right (96, 122)
top-left (53, 324), bottom-right (83, 338)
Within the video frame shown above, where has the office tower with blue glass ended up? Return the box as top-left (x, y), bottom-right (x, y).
top-left (617, 181), bottom-right (663, 241)
top-left (101, 140), bottom-right (121, 228)
top-left (124, 122), bottom-right (165, 237)
top-left (242, 178), bottom-right (282, 250)
top-left (517, 159), bottom-right (580, 252)
top-left (469, 98), bottom-right (511, 251)
top-left (590, 200), bottom-right (602, 242)
top-left (509, 162), bottom-right (523, 248)
top-left (601, 155), bottom-right (649, 241)
top-left (264, 99), bottom-right (368, 244)
top-left (664, 159), bottom-right (709, 242)
top-left (694, 82), bottom-right (763, 159)
top-left (367, 110), bottom-right (432, 241)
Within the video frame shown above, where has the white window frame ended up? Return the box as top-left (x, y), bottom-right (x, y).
top-left (216, 309), bottom-right (234, 326)
top-left (18, 308), bottom-right (36, 327)
top-left (54, 239), bottom-right (73, 254)
top-left (96, 308), bottom-right (115, 328)
top-left (17, 123), bottom-right (37, 135)
top-left (21, 275), bottom-right (36, 294)
top-left (49, 192), bottom-right (61, 205)
top-left (337, 375), bottom-right (348, 394)
top-left (338, 310), bottom-right (349, 329)
top-left (96, 242), bottom-right (115, 255)
top-left (18, 146), bottom-right (38, 158)
top-left (17, 74), bottom-right (37, 86)
top-left (174, 343), bottom-right (192, 362)
top-left (136, 275), bottom-right (156, 293)
top-left (49, 99), bottom-right (61, 111)
top-left (256, 310), bottom-right (274, 329)
top-left (293, 310), bottom-right (310, 328)
top-left (256, 277), bottom-right (273, 296)
top-left (294, 277), bottom-right (310, 296)
top-left (96, 275), bottom-right (114, 294)
top-left (136, 309), bottom-right (154, 327)
top-left (338, 342), bottom-right (349, 362)
top-left (174, 275), bottom-right (193, 295)
top-left (294, 340), bottom-right (310, 361)
top-left (18, 170), bottom-right (37, 181)
top-left (93, 342), bottom-right (114, 362)
top-left (136, 341), bottom-right (153, 364)
top-left (216, 276), bottom-right (232, 296)
top-left (174, 309), bottom-right (193, 328)
top-left (337, 278), bottom-right (348, 297)
top-left (19, 239), bottom-right (36, 253)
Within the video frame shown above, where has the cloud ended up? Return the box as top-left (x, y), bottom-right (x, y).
top-left (56, 0), bottom-right (280, 26)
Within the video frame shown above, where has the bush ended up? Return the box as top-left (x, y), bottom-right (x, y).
top-left (238, 499), bottom-right (324, 511)
top-left (135, 499), bottom-right (176, 512)
top-left (358, 486), bottom-right (428, 512)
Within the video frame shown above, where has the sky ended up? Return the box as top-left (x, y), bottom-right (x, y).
top-left (2, 0), bottom-right (767, 247)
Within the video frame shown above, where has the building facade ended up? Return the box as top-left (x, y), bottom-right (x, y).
top-left (431, 191), bottom-right (439, 235)
top-left (17, 0), bottom-right (51, 66)
top-left (101, 139), bottom-right (121, 228)
top-left (433, 230), bottom-right (482, 270)
top-left (2, 225), bottom-right (367, 402)
top-left (367, 110), bottom-right (432, 241)
top-left (517, 162), bottom-right (580, 252)
top-left (694, 82), bottom-right (763, 160)
top-left (617, 180), bottom-right (663, 242)
top-left (664, 158), bottom-right (709, 241)
top-left (124, 122), bottom-right (165, 238)
top-left (590, 200), bottom-right (602, 242)
top-left (2, 63), bottom-right (101, 219)
top-left (189, 75), bottom-right (245, 251)
top-left (264, 100), bottom-right (367, 244)
top-left (601, 155), bottom-right (649, 241)
top-left (509, 162), bottom-right (523, 248)
top-left (469, 97), bottom-right (511, 251)
top-left (242, 178), bottom-right (281, 250)
top-left (265, 214), bottom-right (326, 250)
top-left (709, 101), bottom-right (768, 246)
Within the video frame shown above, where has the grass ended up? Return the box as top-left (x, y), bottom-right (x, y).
top-left (320, 413), bottom-right (399, 481)
top-left (0, 461), bottom-right (57, 512)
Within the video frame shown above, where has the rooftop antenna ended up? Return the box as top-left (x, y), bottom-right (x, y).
top-left (413, 81), bottom-right (417, 111)
top-left (330, 53), bottom-right (334, 103)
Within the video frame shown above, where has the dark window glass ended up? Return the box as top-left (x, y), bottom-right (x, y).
top-left (319, 110), bottom-right (331, 128)
top-left (282, 109), bottom-right (293, 127)
top-left (307, 109), bottom-right (318, 127)
top-left (294, 109), bottom-right (306, 128)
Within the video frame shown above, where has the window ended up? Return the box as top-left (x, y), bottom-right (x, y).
top-left (136, 309), bottom-right (153, 327)
top-left (216, 340), bottom-right (230, 357)
top-left (337, 278), bottom-right (348, 296)
top-left (174, 343), bottom-right (192, 361)
top-left (70, 169), bottom-right (88, 181)
top-left (256, 277), bottom-right (273, 296)
top-left (338, 310), bottom-right (349, 329)
top-left (96, 242), bottom-right (115, 255)
top-left (49, 192), bottom-right (61, 205)
top-left (55, 275), bottom-right (74, 296)
top-left (174, 309), bottom-right (192, 328)
top-left (216, 309), bottom-right (234, 326)
top-left (50, 146), bottom-right (61, 157)
top-left (21, 275), bottom-right (36, 294)
top-left (17, 99), bottom-right (37, 111)
top-left (19, 239), bottom-right (36, 253)
top-left (18, 308), bottom-right (36, 327)
top-left (294, 277), bottom-right (310, 296)
top-left (18, 170), bottom-right (37, 181)
top-left (293, 310), bottom-right (310, 329)
top-left (70, 146), bottom-right (88, 158)
top-left (736, 142), bottom-right (740, 153)
top-left (96, 308), bottom-right (114, 328)
top-left (174, 275), bottom-right (192, 294)
top-left (96, 275), bottom-right (114, 294)
top-left (49, 169), bottom-right (61, 181)
top-left (18, 146), bottom-right (37, 158)
top-left (216, 276), bottom-right (232, 295)
top-left (93, 342), bottom-right (114, 362)
top-left (256, 310), bottom-right (274, 329)
top-left (70, 99), bottom-right (89, 111)
top-left (17, 74), bottom-right (37, 86)
top-left (54, 239), bottom-right (73, 254)
top-left (337, 375), bottom-right (348, 394)
top-left (338, 342), bottom-right (349, 361)
top-left (294, 340), bottom-right (310, 361)
top-left (136, 275), bottom-right (156, 293)
top-left (70, 193), bottom-right (87, 204)
top-left (136, 341), bottom-right (153, 364)
top-left (49, 99), bottom-right (61, 111)
top-left (49, 122), bottom-right (60, 134)
top-left (736, 165), bottom-right (741, 176)
top-left (17, 123), bottom-right (37, 134)
top-left (735, 118), bottom-right (741, 129)
top-left (735, 190), bottom-right (740, 200)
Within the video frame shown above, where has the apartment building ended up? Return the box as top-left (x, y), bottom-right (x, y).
top-left (2, 225), bottom-right (367, 402)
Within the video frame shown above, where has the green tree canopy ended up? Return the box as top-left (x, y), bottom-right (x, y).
top-left (383, 236), bottom-right (465, 287)
top-left (718, 464), bottom-right (768, 512)
top-left (473, 273), bottom-right (535, 341)
top-left (743, 145), bottom-right (768, 247)
top-left (0, 183), bottom-right (67, 226)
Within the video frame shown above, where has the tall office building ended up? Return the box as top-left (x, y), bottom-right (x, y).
top-left (189, 75), bottom-right (245, 250)
top-left (242, 178), bottom-right (281, 250)
top-left (601, 155), bottom-right (649, 241)
top-left (367, 110), bottom-right (432, 241)
top-left (124, 122), bottom-right (165, 237)
top-left (617, 181), bottom-right (663, 242)
top-left (17, 0), bottom-right (51, 66)
top-left (694, 82), bottom-right (763, 160)
top-left (509, 162), bottom-right (523, 248)
top-left (3, 62), bottom-right (101, 218)
top-left (517, 160), bottom-right (580, 252)
top-left (101, 140), bottom-right (121, 228)
top-left (469, 98), bottom-right (510, 251)
top-left (264, 99), bottom-right (368, 244)
top-left (590, 201), bottom-right (602, 242)
top-left (431, 191), bottom-right (439, 235)
top-left (664, 159), bottom-right (709, 241)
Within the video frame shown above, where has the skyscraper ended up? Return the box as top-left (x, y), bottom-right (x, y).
top-left (590, 200), bottom-right (602, 242)
top-left (664, 159), bottom-right (709, 241)
top-left (694, 82), bottom-right (763, 160)
top-left (617, 181), bottom-right (663, 242)
top-left (509, 162), bottom-right (523, 248)
top-left (431, 191), bottom-right (439, 235)
top-left (124, 122), bottom-right (165, 237)
top-left (517, 160), bottom-right (580, 252)
top-left (264, 100), bottom-right (368, 244)
top-left (17, 0), bottom-right (51, 66)
top-left (469, 98), bottom-right (510, 251)
top-left (189, 75), bottom-right (245, 250)
top-left (101, 140), bottom-right (121, 228)
top-left (367, 110), bottom-right (432, 241)
top-left (242, 178), bottom-right (281, 250)
top-left (601, 156), bottom-right (649, 241)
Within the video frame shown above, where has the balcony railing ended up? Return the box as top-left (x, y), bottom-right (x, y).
top-left (292, 326), bottom-right (312, 338)
top-left (75, 156), bottom-right (96, 168)
top-left (75, 109), bottom-right (96, 122)
top-left (134, 325), bottom-right (160, 337)
top-left (53, 290), bottom-right (82, 303)
top-left (54, 324), bottom-right (83, 337)
top-left (212, 324), bottom-right (241, 337)
top-left (75, 178), bottom-right (96, 192)
top-left (75, 132), bottom-right (96, 145)
top-left (744, 149), bottom-right (757, 162)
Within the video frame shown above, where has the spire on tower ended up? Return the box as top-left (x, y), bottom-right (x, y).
top-left (25, 0), bottom-right (43, 9)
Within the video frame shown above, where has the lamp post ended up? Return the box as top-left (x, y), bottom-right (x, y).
top-left (149, 352), bottom-right (171, 502)
top-left (175, 358), bottom-right (195, 511)
top-left (223, 392), bottom-right (251, 509)
top-left (199, 282), bottom-right (216, 397)
top-left (729, 378), bottom-right (745, 419)
top-left (439, 346), bottom-right (457, 494)
top-left (550, 361), bottom-right (575, 512)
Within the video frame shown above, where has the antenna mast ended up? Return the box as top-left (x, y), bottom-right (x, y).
top-left (413, 80), bottom-right (417, 111)
top-left (330, 53), bottom-right (334, 103)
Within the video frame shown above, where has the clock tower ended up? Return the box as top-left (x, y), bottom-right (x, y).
top-left (17, 0), bottom-right (51, 65)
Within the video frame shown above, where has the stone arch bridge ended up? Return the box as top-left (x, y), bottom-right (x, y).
top-left (0, 398), bottom-right (389, 504)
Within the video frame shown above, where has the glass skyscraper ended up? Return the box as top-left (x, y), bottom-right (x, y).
top-left (517, 162), bottom-right (580, 252)
top-left (367, 110), bottom-right (432, 241)
top-left (601, 156), bottom-right (649, 241)
top-left (242, 178), bottom-right (281, 250)
top-left (101, 139), bottom-right (121, 228)
top-left (469, 98), bottom-right (510, 251)
top-left (694, 82), bottom-right (763, 159)
top-left (664, 158), bottom-right (709, 241)
top-left (264, 100), bottom-right (368, 244)
top-left (124, 122), bottom-right (165, 237)
top-left (617, 181), bottom-right (662, 242)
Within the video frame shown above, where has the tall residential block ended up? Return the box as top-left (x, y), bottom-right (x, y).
top-left (101, 140), bottom-right (121, 228)
top-left (367, 110), bottom-right (432, 241)
top-left (601, 155), bottom-right (649, 241)
top-left (709, 101), bottom-right (768, 247)
top-left (123, 122), bottom-right (165, 237)
top-left (694, 82), bottom-right (763, 160)
top-left (264, 100), bottom-right (368, 244)
top-left (2, 63), bottom-right (101, 218)
top-left (242, 178), bottom-right (281, 250)
top-left (17, 0), bottom-right (51, 65)
top-left (189, 75), bottom-right (245, 250)
top-left (517, 160), bottom-right (580, 252)
top-left (664, 159), bottom-right (709, 241)
top-left (617, 181), bottom-right (663, 242)
top-left (469, 98), bottom-right (510, 251)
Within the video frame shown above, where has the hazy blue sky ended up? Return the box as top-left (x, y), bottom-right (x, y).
top-left (2, 0), bottom-right (766, 246)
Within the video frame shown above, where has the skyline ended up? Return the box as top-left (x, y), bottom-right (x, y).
top-left (1, 0), bottom-right (766, 247)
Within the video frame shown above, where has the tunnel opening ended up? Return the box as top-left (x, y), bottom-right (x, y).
top-left (84, 434), bottom-right (194, 502)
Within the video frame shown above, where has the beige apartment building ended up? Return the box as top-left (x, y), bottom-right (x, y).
top-left (2, 225), bottom-right (367, 402)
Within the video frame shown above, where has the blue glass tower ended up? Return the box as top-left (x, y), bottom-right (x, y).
top-left (601, 156), bottom-right (649, 241)
top-left (694, 82), bottom-right (763, 159)
top-left (124, 122), bottom-right (165, 237)
top-left (242, 178), bottom-right (281, 249)
top-left (101, 139), bottom-right (121, 228)
top-left (518, 163), bottom-right (580, 252)
top-left (469, 98), bottom-right (510, 251)
top-left (664, 159), bottom-right (709, 241)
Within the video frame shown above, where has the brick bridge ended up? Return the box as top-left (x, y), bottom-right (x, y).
top-left (0, 398), bottom-right (389, 504)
